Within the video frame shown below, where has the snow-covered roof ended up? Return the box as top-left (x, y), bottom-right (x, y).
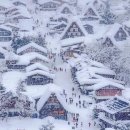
top-left (123, 20), bottom-right (130, 28)
top-left (18, 52), bottom-right (49, 65)
top-left (61, 37), bottom-right (85, 47)
top-left (105, 128), bottom-right (116, 130)
top-left (36, 83), bottom-right (85, 114)
top-left (17, 42), bottom-right (47, 54)
top-left (60, 17), bottom-right (88, 40)
top-left (6, 6), bottom-right (31, 19)
top-left (77, 77), bottom-right (102, 85)
top-left (12, 0), bottom-right (26, 5)
top-left (105, 23), bottom-right (128, 39)
top-left (14, 6), bottom-right (31, 18)
top-left (26, 63), bottom-right (49, 72)
top-left (50, 13), bottom-right (68, 21)
top-left (89, 67), bottom-right (116, 75)
top-left (16, 19), bottom-right (34, 32)
top-left (0, 0), bottom-right (13, 8)
top-left (68, 54), bottom-right (110, 70)
top-left (5, 23), bottom-right (20, 30)
top-left (83, 3), bottom-right (100, 18)
top-left (37, 84), bottom-right (63, 110)
top-left (87, 80), bottom-right (125, 90)
top-left (25, 70), bottom-right (55, 79)
top-left (0, 25), bottom-right (12, 32)
top-left (57, 3), bottom-right (75, 15)
top-left (75, 66), bottom-right (116, 85)
top-left (97, 96), bottom-right (130, 114)
top-left (0, 47), bottom-right (8, 55)
top-left (68, 54), bottom-right (118, 86)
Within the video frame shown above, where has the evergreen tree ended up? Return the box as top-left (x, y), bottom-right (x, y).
top-left (11, 36), bottom-right (30, 51)
top-left (100, 1), bottom-right (117, 24)
top-left (35, 34), bottom-right (46, 47)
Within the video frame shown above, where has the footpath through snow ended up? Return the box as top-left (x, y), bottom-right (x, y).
top-left (53, 55), bottom-right (99, 130)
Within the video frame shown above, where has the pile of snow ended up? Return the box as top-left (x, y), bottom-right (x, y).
top-left (2, 71), bottom-right (25, 93)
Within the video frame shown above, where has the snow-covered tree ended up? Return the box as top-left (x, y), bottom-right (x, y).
top-left (35, 33), bottom-right (46, 47)
top-left (85, 40), bottom-right (130, 85)
top-left (113, 49), bottom-right (130, 85)
top-left (100, 1), bottom-right (117, 24)
top-left (11, 36), bottom-right (31, 51)
top-left (16, 80), bottom-right (26, 94)
top-left (15, 94), bottom-right (34, 118)
top-left (39, 122), bottom-right (54, 130)
top-left (85, 41), bottom-right (121, 65)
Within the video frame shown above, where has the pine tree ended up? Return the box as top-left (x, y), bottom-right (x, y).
top-left (100, 1), bottom-right (116, 24)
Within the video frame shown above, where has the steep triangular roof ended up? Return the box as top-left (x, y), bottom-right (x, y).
top-left (61, 6), bottom-right (72, 14)
top-left (102, 37), bottom-right (114, 47)
top-left (61, 18), bottom-right (87, 40)
top-left (17, 42), bottom-right (47, 54)
top-left (57, 3), bottom-right (74, 15)
top-left (105, 23), bottom-right (128, 42)
top-left (83, 3), bottom-right (99, 19)
top-left (85, 7), bottom-right (97, 16)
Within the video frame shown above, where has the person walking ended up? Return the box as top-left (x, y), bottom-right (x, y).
top-left (94, 121), bottom-right (96, 126)
top-left (88, 122), bottom-right (91, 127)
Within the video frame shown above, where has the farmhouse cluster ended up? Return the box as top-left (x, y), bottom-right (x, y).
top-left (0, 0), bottom-right (130, 130)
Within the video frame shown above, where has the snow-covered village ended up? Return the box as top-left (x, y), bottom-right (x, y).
top-left (0, 0), bottom-right (130, 130)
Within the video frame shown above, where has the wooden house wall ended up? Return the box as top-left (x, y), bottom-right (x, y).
top-left (0, 29), bottom-right (12, 36)
top-left (61, 7), bottom-right (72, 14)
top-left (58, 17), bottom-right (68, 23)
top-left (85, 8), bottom-right (97, 16)
top-left (104, 107), bottom-right (130, 121)
top-left (6, 60), bottom-right (17, 65)
top-left (13, 2), bottom-right (26, 6)
top-left (0, 52), bottom-right (5, 59)
top-left (40, 2), bottom-right (60, 11)
top-left (27, 74), bottom-right (53, 85)
top-left (0, 37), bottom-right (12, 42)
top-left (0, 6), bottom-right (7, 12)
top-left (7, 65), bottom-right (26, 70)
top-left (84, 25), bottom-right (94, 34)
top-left (114, 28), bottom-right (127, 41)
top-left (18, 47), bottom-right (47, 56)
top-left (96, 86), bottom-right (122, 96)
top-left (103, 37), bottom-right (113, 47)
top-left (0, 28), bottom-right (12, 42)
top-left (39, 94), bottom-right (67, 120)
top-left (115, 107), bottom-right (130, 121)
top-left (62, 22), bottom-right (85, 39)
top-left (30, 58), bottom-right (47, 64)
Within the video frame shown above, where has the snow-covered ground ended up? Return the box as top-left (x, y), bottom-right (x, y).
top-left (0, 55), bottom-right (99, 130)
top-left (0, 117), bottom-right (72, 130)
top-left (0, 0), bottom-right (130, 130)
